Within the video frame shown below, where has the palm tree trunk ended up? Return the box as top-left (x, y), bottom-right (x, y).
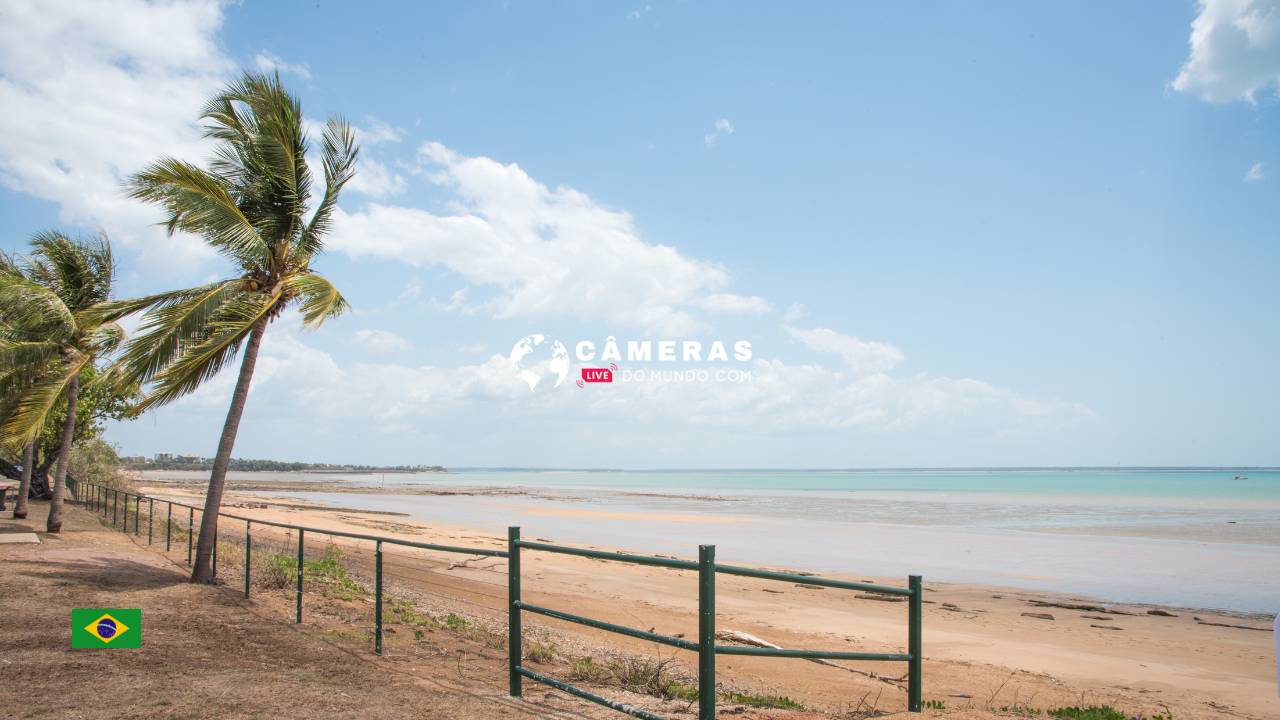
top-left (13, 441), bottom-right (33, 519)
top-left (191, 320), bottom-right (267, 583)
top-left (46, 374), bottom-right (78, 533)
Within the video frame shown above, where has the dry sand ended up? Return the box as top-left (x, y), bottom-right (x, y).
top-left (128, 481), bottom-right (1280, 720)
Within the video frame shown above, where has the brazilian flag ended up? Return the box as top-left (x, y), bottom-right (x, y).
top-left (72, 609), bottom-right (142, 649)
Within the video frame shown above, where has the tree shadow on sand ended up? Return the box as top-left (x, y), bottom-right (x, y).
top-left (10, 556), bottom-right (188, 591)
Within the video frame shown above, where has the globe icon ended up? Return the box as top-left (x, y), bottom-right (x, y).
top-left (509, 334), bottom-right (569, 391)
top-left (97, 618), bottom-right (117, 638)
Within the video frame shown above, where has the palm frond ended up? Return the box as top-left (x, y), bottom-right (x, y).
top-left (295, 117), bottom-right (358, 261)
top-left (115, 279), bottom-right (242, 383)
top-left (285, 272), bottom-right (350, 327)
top-left (0, 354), bottom-right (90, 446)
top-left (86, 322), bottom-right (126, 356)
top-left (85, 280), bottom-right (236, 325)
top-left (0, 338), bottom-right (59, 372)
top-left (127, 158), bottom-right (271, 268)
top-left (0, 273), bottom-right (76, 340)
top-left (133, 292), bottom-right (278, 411)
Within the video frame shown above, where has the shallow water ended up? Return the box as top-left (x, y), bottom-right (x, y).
top-left (146, 468), bottom-right (1280, 612)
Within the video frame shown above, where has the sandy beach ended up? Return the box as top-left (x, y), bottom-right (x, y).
top-left (134, 473), bottom-right (1279, 720)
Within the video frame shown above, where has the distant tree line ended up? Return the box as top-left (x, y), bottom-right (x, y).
top-left (128, 457), bottom-right (445, 473)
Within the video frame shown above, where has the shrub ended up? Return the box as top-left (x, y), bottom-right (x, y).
top-left (526, 642), bottom-right (556, 663)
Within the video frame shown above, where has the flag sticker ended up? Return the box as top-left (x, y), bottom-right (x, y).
top-left (72, 609), bottom-right (141, 648)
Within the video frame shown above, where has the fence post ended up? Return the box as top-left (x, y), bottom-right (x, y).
top-left (244, 521), bottom-right (252, 599)
top-left (187, 507), bottom-right (193, 565)
top-left (166, 502), bottom-right (172, 551)
top-left (698, 545), bottom-right (717, 720)
top-left (121, 493), bottom-right (127, 530)
top-left (507, 526), bottom-right (521, 697)
top-left (295, 529), bottom-right (305, 624)
top-left (134, 496), bottom-right (140, 534)
top-left (374, 540), bottom-right (383, 655)
top-left (148, 498), bottom-right (154, 545)
top-left (113, 490), bottom-right (118, 527)
top-left (908, 574), bottom-right (923, 712)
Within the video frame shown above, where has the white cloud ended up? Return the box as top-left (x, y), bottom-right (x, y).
top-left (629, 4), bottom-right (652, 20)
top-left (355, 117), bottom-right (403, 145)
top-left (1173, 0), bottom-right (1280, 103)
top-left (784, 326), bottom-right (905, 375)
top-left (347, 157), bottom-right (406, 198)
top-left (704, 118), bottom-right (735, 146)
top-left (161, 320), bottom-right (1091, 445)
top-left (692, 293), bottom-right (772, 315)
top-left (254, 51), bottom-right (311, 81)
top-left (1246, 161), bottom-right (1266, 180)
top-left (329, 142), bottom-right (733, 334)
top-left (0, 0), bottom-right (232, 271)
top-left (354, 329), bottom-right (411, 353)
top-left (782, 302), bottom-right (808, 322)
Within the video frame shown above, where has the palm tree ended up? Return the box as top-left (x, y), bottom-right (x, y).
top-left (0, 233), bottom-right (125, 532)
top-left (106, 72), bottom-right (356, 582)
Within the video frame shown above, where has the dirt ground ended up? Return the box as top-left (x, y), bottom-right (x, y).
top-left (0, 501), bottom-right (943, 720)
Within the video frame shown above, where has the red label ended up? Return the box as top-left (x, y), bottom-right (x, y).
top-left (581, 368), bottom-right (613, 383)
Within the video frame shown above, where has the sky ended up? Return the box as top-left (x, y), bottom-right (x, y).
top-left (0, 0), bottom-right (1277, 468)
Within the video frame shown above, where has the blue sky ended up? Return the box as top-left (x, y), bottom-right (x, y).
top-left (1, 1), bottom-right (1277, 467)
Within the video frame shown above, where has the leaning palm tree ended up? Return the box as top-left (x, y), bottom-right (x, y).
top-left (104, 72), bottom-right (356, 582)
top-left (0, 233), bottom-right (125, 532)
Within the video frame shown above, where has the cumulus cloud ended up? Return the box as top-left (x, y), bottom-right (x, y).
top-left (329, 142), bottom-right (733, 334)
top-left (254, 51), bottom-right (311, 81)
top-left (0, 0), bottom-right (231, 271)
top-left (784, 326), bottom-right (905, 375)
top-left (704, 118), bottom-right (735, 146)
top-left (346, 157), bottom-right (407, 198)
top-left (1246, 161), bottom-right (1266, 180)
top-left (354, 329), bottom-right (411, 353)
top-left (162, 319), bottom-right (1091, 445)
top-left (1173, 0), bottom-right (1280, 103)
top-left (693, 293), bottom-right (773, 315)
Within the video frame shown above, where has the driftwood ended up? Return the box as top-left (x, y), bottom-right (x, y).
top-left (714, 628), bottom-right (907, 689)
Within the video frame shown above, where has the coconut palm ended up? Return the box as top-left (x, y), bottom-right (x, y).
top-left (0, 233), bottom-right (125, 532)
top-left (103, 72), bottom-right (356, 582)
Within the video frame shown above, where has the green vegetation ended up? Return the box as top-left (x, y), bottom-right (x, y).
top-left (68, 438), bottom-right (125, 489)
top-left (1048, 707), bottom-right (1172, 720)
top-left (0, 232), bottom-right (129, 531)
top-left (570, 656), bottom-right (609, 682)
top-left (526, 642), bottom-right (556, 663)
top-left (251, 545), bottom-right (365, 599)
top-left (721, 691), bottom-right (806, 710)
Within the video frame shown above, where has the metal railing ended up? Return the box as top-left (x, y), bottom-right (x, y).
top-left (77, 482), bottom-right (923, 718)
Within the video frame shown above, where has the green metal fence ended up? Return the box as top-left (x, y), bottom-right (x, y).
top-left (76, 482), bottom-right (923, 718)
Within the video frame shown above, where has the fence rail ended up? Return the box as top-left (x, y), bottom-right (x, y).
top-left (73, 481), bottom-right (924, 718)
